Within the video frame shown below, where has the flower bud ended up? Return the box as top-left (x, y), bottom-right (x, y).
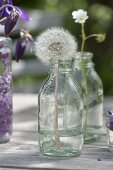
top-left (96, 33), bottom-right (106, 43)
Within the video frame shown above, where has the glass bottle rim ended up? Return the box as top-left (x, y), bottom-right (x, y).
top-left (73, 52), bottom-right (94, 67)
top-left (50, 58), bottom-right (73, 63)
top-left (74, 52), bottom-right (93, 59)
top-left (0, 36), bottom-right (11, 42)
top-left (0, 36), bottom-right (11, 48)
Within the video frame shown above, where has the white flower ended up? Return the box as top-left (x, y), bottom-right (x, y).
top-left (72, 9), bottom-right (88, 24)
top-left (34, 27), bottom-right (77, 63)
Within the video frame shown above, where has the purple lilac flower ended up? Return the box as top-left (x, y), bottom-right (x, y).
top-left (0, 0), bottom-right (30, 23)
top-left (0, 0), bottom-right (13, 25)
top-left (5, 10), bottom-right (19, 36)
top-left (0, 0), bottom-right (32, 140)
top-left (0, 73), bottom-right (12, 94)
top-left (0, 91), bottom-right (12, 136)
top-left (0, 50), bottom-right (10, 67)
top-left (107, 110), bottom-right (113, 131)
top-left (0, 70), bottom-right (12, 137)
top-left (15, 29), bottom-right (33, 62)
top-left (0, 1), bottom-right (33, 62)
top-left (4, 72), bottom-right (12, 84)
top-left (109, 121), bottom-right (113, 131)
top-left (15, 6), bottom-right (30, 21)
top-left (108, 110), bottom-right (113, 116)
top-left (0, 0), bottom-right (30, 35)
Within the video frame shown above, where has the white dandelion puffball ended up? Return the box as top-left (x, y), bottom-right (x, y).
top-left (34, 27), bottom-right (77, 63)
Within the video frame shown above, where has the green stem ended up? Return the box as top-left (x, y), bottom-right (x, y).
top-left (85, 34), bottom-right (99, 40)
top-left (54, 62), bottom-right (61, 150)
top-left (81, 24), bottom-right (86, 52)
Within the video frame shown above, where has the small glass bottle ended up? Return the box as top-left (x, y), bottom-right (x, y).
top-left (73, 52), bottom-right (103, 143)
top-left (105, 110), bottom-right (113, 152)
top-left (38, 59), bottom-right (84, 157)
top-left (0, 37), bottom-right (12, 143)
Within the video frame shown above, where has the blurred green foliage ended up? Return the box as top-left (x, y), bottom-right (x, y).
top-left (14, 0), bottom-right (113, 95)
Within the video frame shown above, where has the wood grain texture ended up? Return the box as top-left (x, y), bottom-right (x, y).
top-left (0, 134), bottom-right (113, 170)
top-left (0, 94), bottom-right (113, 170)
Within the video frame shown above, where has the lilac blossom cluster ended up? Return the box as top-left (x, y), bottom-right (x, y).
top-left (0, 0), bottom-right (33, 142)
top-left (0, 0), bottom-right (33, 62)
top-left (0, 48), bottom-right (12, 140)
top-left (0, 0), bottom-right (33, 143)
top-left (107, 111), bottom-right (113, 131)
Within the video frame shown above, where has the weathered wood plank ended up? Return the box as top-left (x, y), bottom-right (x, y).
top-left (0, 95), bottom-right (113, 170)
top-left (0, 168), bottom-right (28, 170)
top-left (0, 131), bottom-right (112, 170)
top-left (0, 154), bottom-right (113, 170)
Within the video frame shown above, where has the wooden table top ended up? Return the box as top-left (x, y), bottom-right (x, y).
top-left (0, 94), bottom-right (113, 170)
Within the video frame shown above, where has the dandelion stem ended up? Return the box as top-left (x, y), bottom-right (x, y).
top-left (81, 24), bottom-right (86, 52)
top-left (54, 62), bottom-right (61, 150)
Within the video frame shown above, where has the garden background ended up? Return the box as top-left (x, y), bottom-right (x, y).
top-left (12, 0), bottom-right (113, 95)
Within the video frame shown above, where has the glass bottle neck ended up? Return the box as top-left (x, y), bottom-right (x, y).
top-left (0, 37), bottom-right (11, 49)
top-left (50, 59), bottom-right (73, 74)
top-left (73, 52), bottom-right (94, 68)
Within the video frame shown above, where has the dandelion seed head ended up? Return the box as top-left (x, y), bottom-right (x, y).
top-left (34, 27), bottom-right (77, 62)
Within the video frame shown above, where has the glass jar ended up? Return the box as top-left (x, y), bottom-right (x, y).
top-left (38, 59), bottom-right (84, 157)
top-left (73, 52), bottom-right (103, 143)
top-left (105, 110), bottom-right (113, 152)
top-left (0, 37), bottom-right (12, 143)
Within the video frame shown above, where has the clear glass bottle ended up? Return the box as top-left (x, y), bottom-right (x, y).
top-left (38, 59), bottom-right (84, 157)
top-left (105, 110), bottom-right (113, 152)
top-left (73, 52), bottom-right (103, 143)
top-left (0, 37), bottom-right (12, 143)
